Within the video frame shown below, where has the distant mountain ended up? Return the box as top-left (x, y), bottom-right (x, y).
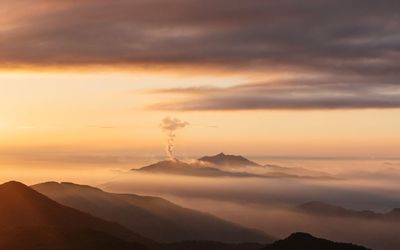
top-left (297, 201), bottom-right (400, 220)
top-left (32, 181), bottom-right (273, 243)
top-left (296, 201), bottom-right (379, 219)
top-left (198, 153), bottom-right (260, 167)
top-left (385, 208), bottom-right (400, 219)
top-left (197, 153), bottom-right (335, 179)
top-left (0, 181), bottom-right (151, 250)
top-left (132, 159), bottom-right (337, 180)
top-left (132, 159), bottom-right (260, 177)
top-left (263, 232), bottom-right (371, 250)
top-left (265, 165), bottom-right (335, 179)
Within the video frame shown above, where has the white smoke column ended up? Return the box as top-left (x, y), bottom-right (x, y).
top-left (160, 117), bottom-right (189, 160)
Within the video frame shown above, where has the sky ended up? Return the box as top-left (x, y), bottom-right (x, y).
top-left (1, 0), bottom-right (400, 159)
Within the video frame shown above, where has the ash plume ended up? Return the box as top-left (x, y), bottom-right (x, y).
top-left (160, 117), bottom-right (189, 160)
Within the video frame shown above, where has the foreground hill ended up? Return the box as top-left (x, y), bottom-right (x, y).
top-left (0, 181), bottom-right (151, 250)
top-left (0, 181), bottom-right (373, 250)
top-left (263, 233), bottom-right (371, 250)
top-left (32, 181), bottom-right (272, 243)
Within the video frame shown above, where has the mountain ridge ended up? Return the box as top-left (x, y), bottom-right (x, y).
top-left (132, 159), bottom-right (260, 177)
top-left (32, 181), bottom-right (273, 243)
top-left (263, 232), bottom-right (371, 250)
top-left (0, 181), bottom-right (153, 250)
top-left (0, 181), bottom-right (374, 250)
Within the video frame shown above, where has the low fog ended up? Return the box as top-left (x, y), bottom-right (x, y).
top-left (1, 156), bottom-right (400, 250)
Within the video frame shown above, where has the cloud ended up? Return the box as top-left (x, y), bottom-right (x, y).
top-left (3, 0), bottom-right (400, 111)
top-left (160, 117), bottom-right (189, 131)
top-left (1, 0), bottom-right (400, 77)
top-left (149, 77), bottom-right (400, 110)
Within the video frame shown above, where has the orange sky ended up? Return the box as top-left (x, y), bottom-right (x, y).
top-left (1, 1), bottom-right (400, 159)
top-left (0, 71), bottom-right (399, 159)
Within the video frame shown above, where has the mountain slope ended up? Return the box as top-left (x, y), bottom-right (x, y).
top-left (32, 181), bottom-right (273, 243)
top-left (0, 181), bottom-right (151, 250)
top-left (132, 159), bottom-right (259, 177)
top-left (197, 154), bottom-right (334, 179)
top-left (263, 232), bottom-right (371, 250)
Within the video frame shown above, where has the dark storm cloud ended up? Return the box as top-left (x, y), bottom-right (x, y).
top-left (1, 0), bottom-right (400, 75)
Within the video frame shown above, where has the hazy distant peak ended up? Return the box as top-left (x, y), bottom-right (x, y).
top-left (298, 201), bottom-right (347, 211)
top-left (298, 201), bottom-right (355, 214)
top-left (386, 208), bottom-right (400, 218)
top-left (198, 153), bottom-right (260, 167)
top-left (138, 159), bottom-right (195, 170)
top-left (389, 208), bottom-right (400, 213)
top-left (297, 201), bottom-right (382, 219)
top-left (32, 181), bottom-right (103, 192)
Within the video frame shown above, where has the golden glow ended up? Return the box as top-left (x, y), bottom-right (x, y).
top-left (0, 71), bottom-right (399, 158)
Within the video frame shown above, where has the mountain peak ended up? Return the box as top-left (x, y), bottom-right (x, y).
top-left (198, 153), bottom-right (260, 167)
top-left (32, 181), bottom-right (103, 193)
top-left (132, 159), bottom-right (261, 178)
top-left (0, 180), bottom-right (43, 200)
top-left (0, 180), bottom-right (29, 189)
top-left (286, 232), bottom-right (314, 240)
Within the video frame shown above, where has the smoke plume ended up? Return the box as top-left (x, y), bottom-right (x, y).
top-left (160, 117), bottom-right (189, 160)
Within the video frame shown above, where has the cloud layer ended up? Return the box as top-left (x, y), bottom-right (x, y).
top-left (1, 0), bottom-right (400, 74)
top-left (3, 0), bottom-right (400, 110)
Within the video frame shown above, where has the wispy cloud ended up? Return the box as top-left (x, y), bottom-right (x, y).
top-left (149, 78), bottom-right (400, 110)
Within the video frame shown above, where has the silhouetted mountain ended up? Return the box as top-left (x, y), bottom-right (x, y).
top-left (133, 159), bottom-right (260, 177)
top-left (0, 181), bottom-right (376, 250)
top-left (32, 181), bottom-right (273, 243)
top-left (198, 153), bottom-right (260, 167)
top-left (0, 181), bottom-right (152, 250)
top-left (263, 232), bottom-right (371, 250)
